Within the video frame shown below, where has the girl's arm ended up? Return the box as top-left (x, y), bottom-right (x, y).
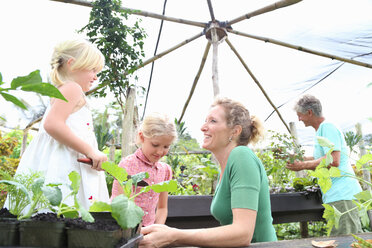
top-left (154, 192), bottom-right (168, 224)
top-left (140, 208), bottom-right (256, 248)
top-left (43, 82), bottom-right (106, 170)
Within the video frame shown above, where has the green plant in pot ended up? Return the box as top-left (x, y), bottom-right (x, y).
top-left (65, 161), bottom-right (177, 248)
top-left (0, 170), bottom-right (65, 247)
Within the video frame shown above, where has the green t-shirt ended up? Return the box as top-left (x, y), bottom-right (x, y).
top-left (210, 146), bottom-right (277, 243)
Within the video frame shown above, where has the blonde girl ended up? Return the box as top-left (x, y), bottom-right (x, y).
top-left (9, 39), bottom-right (109, 209)
top-left (111, 112), bottom-right (177, 226)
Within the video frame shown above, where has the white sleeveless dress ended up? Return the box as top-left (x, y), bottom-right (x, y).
top-left (11, 101), bottom-right (109, 210)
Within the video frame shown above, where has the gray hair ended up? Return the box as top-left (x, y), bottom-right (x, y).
top-left (294, 94), bottom-right (323, 117)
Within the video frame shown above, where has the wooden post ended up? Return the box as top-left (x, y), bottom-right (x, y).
top-left (211, 23), bottom-right (220, 97)
top-left (289, 122), bottom-right (307, 178)
top-left (109, 137), bottom-right (116, 162)
top-left (20, 128), bottom-right (29, 157)
top-left (121, 87), bottom-right (137, 158)
top-left (355, 123), bottom-right (372, 229)
top-left (289, 122), bottom-right (308, 238)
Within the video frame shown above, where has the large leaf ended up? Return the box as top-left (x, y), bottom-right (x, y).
top-left (102, 162), bottom-right (128, 183)
top-left (0, 92), bottom-right (27, 109)
top-left (42, 186), bottom-right (62, 206)
top-left (0, 179), bottom-right (31, 202)
top-left (356, 154), bottom-right (372, 170)
top-left (68, 171), bottom-right (81, 194)
top-left (317, 137), bottom-right (334, 149)
top-left (74, 197), bottom-right (94, 222)
top-left (89, 201), bottom-right (112, 212)
top-left (111, 194), bottom-right (143, 229)
top-left (21, 83), bottom-right (67, 101)
top-left (130, 172), bottom-right (149, 184)
top-left (31, 178), bottom-right (45, 197)
top-left (149, 180), bottom-right (177, 193)
top-left (11, 70), bottom-right (42, 88)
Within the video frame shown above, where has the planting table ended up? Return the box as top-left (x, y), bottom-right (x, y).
top-left (178, 232), bottom-right (372, 248)
top-left (248, 232), bottom-right (372, 248)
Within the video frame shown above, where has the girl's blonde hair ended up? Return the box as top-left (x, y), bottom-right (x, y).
top-left (212, 97), bottom-right (264, 146)
top-left (50, 39), bottom-right (104, 87)
top-left (137, 113), bottom-right (178, 144)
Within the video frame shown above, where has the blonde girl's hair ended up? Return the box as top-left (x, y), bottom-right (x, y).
top-left (50, 39), bottom-right (105, 87)
top-left (212, 97), bottom-right (265, 146)
top-left (137, 112), bottom-right (178, 144)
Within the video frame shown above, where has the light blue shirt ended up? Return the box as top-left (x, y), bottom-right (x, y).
top-left (314, 122), bottom-right (362, 203)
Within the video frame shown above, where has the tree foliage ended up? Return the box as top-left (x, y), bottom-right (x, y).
top-left (79, 0), bottom-right (147, 107)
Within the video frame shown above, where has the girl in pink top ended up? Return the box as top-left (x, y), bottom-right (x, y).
top-left (111, 113), bottom-right (177, 226)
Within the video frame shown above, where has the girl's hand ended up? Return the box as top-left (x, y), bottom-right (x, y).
top-left (87, 150), bottom-right (107, 171)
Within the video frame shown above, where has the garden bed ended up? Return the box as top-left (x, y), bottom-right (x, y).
top-left (166, 191), bottom-right (324, 229)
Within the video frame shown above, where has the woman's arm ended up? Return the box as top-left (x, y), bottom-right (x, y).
top-left (44, 82), bottom-right (106, 170)
top-left (140, 208), bottom-right (256, 248)
top-left (154, 192), bottom-right (168, 224)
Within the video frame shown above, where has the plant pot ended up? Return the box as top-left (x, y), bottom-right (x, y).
top-left (0, 217), bottom-right (19, 246)
top-left (19, 220), bottom-right (66, 248)
top-left (66, 217), bottom-right (141, 248)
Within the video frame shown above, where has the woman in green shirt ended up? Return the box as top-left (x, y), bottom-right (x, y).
top-left (139, 97), bottom-right (277, 248)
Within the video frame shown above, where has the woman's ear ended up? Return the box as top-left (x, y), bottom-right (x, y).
top-left (233, 125), bottom-right (242, 138)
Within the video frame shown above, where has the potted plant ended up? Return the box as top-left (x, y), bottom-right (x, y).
top-left (0, 170), bottom-right (64, 247)
top-left (65, 161), bottom-right (177, 248)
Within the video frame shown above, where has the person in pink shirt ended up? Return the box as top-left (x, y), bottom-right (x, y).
top-left (111, 112), bottom-right (177, 226)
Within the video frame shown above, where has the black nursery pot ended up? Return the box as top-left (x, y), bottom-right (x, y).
top-left (0, 218), bottom-right (19, 246)
top-left (0, 208), bottom-right (19, 246)
top-left (19, 217), bottom-right (66, 248)
top-left (66, 216), bottom-right (142, 248)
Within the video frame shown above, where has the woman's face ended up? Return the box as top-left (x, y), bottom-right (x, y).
top-left (140, 133), bottom-right (174, 163)
top-left (200, 105), bottom-right (232, 153)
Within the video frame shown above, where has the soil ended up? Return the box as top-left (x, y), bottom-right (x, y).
top-left (0, 207), bottom-right (17, 218)
top-left (28, 212), bottom-right (120, 232)
top-left (65, 217), bottom-right (121, 231)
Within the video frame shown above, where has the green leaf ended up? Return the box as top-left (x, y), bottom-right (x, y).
top-left (0, 179), bottom-right (31, 202)
top-left (332, 205), bottom-right (342, 229)
top-left (102, 161), bottom-right (128, 183)
top-left (89, 201), bottom-right (112, 212)
top-left (0, 72), bottom-right (2, 82)
top-left (10, 70), bottom-right (42, 89)
top-left (322, 204), bottom-right (335, 236)
top-left (111, 194), bottom-right (143, 229)
top-left (74, 197), bottom-right (94, 223)
top-left (354, 190), bottom-right (372, 204)
top-left (325, 153), bottom-right (333, 165)
top-left (0, 92), bottom-right (27, 109)
top-left (149, 180), bottom-right (178, 193)
top-left (31, 178), bottom-right (45, 196)
top-left (61, 209), bottom-right (79, 219)
top-left (130, 172), bottom-right (149, 184)
top-left (21, 83), bottom-right (67, 101)
top-left (68, 171), bottom-right (81, 194)
top-left (317, 137), bottom-right (334, 149)
top-left (356, 154), bottom-right (372, 170)
top-left (42, 186), bottom-right (62, 206)
top-left (329, 167), bottom-right (341, 177)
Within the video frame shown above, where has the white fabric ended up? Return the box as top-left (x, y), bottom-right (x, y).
top-left (10, 102), bottom-right (109, 210)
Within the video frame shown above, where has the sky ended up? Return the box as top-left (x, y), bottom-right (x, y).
top-left (1, 0), bottom-right (372, 149)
